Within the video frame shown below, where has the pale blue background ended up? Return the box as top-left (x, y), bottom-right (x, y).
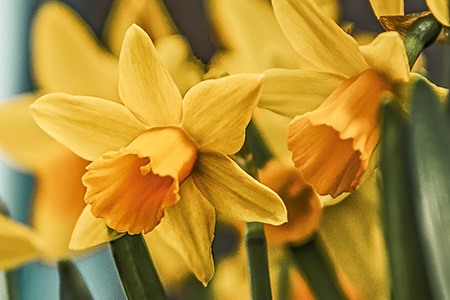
top-left (0, 1), bottom-right (125, 299)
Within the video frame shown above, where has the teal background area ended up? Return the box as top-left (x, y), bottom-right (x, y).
top-left (0, 1), bottom-right (125, 299)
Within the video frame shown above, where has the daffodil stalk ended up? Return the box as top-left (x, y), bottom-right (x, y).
top-left (109, 234), bottom-right (166, 300)
top-left (58, 260), bottom-right (93, 300)
top-left (235, 128), bottom-right (273, 300)
top-left (403, 13), bottom-right (441, 68)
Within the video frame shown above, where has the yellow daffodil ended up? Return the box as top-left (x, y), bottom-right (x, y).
top-left (258, 161), bottom-right (322, 245)
top-left (369, 0), bottom-right (449, 27)
top-left (258, 0), bottom-right (413, 198)
top-left (31, 25), bottom-right (287, 284)
top-left (0, 1), bottom-right (204, 287)
top-left (0, 213), bottom-right (44, 269)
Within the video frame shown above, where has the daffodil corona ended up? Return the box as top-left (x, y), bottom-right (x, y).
top-left (31, 25), bottom-right (287, 283)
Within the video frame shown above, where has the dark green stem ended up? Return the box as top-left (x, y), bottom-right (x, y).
top-left (245, 222), bottom-right (272, 300)
top-left (290, 237), bottom-right (346, 300)
top-left (235, 121), bottom-right (273, 300)
top-left (58, 260), bottom-right (93, 300)
top-left (404, 14), bottom-right (442, 69)
top-left (110, 234), bottom-right (166, 300)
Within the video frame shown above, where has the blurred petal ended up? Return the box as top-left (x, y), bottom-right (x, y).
top-left (259, 69), bottom-right (345, 118)
top-left (425, 0), bottom-right (450, 26)
top-left (193, 151), bottom-right (287, 225)
top-left (259, 161), bottom-right (322, 245)
top-left (31, 93), bottom-right (147, 161)
top-left (207, 0), bottom-right (300, 72)
top-left (181, 74), bottom-right (262, 154)
top-left (103, 0), bottom-right (176, 57)
top-left (155, 35), bottom-right (204, 95)
top-left (272, 0), bottom-right (367, 77)
top-left (319, 170), bottom-right (390, 299)
top-left (157, 177), bottom-right (215, 285)
top-left (119, 25), bottom-right (182, 126)
top-left (0, 215), bottom-right (43, 269)
top-left (70, 205), bottom-right (124, 251)
top-left (32, 146), bottom-right (88, 259)
top-left (360, 32), bottom-right (409, 83)
top-left (369, 0), bottom-right (404, 19)
top-left (31, 1), bottom-right (119, 101)
top-left (0, 92), bottom-right (56, 171)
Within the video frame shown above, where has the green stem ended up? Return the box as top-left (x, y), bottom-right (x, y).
top-left (236, 122), bottom-right (273, 300)
top-left (245, 222), bottom-right (272, 300)
top-left (403, 14), bottom-right (441, 69)
top-left (289, 237), bottom-right (346, 300)
top-left (58, 260), bottom-right (93, 300)
top-left (109, 234), bottom-right (166, 300)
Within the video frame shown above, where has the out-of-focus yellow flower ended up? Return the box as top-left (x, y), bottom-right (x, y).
top-left (0, 213), bottom-right (44, 270)
top-left (369, 0), bottom-right (449, 27)
top-left (259, 0), bottom-right (414, 198)
top-left (31, 25), bottom-right (287, 284)
top-left (206, 0), bottom-right (340, 75)
top-left (0, 0), bottom-right (204, 286)
top-left (258, 161), bottom-right (322, 245)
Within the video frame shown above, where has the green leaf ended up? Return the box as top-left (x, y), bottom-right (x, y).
top-left (379, 100), bottom-right (432, 299)
top-left (58, 260), bottom-right (93, 300)
top-left (245, 222), bottom-right (272, 300)
top-left (410, 79), bottom-right (450, 299)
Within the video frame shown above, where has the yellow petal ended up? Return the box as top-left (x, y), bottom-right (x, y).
top-left (70, 205), bottom-right (124, 251)
top-left (368, 0), bottom-right (404, 19)
top-left (359, 31), bottom-right (409, 83)
top-left (31, 1), bottom-right (119, 101)
top-left (207, 0), bottom-right (301, 72)
top-left (288, 69), bottom-right (391, 197)
top-left (155, 34), bottom-right (204, 95)
top-left (193, 151), bottom-right (287, 225)
top-left (272, 0), bottom-right (367, 77)
top-left (156, 177), bottom-right (215, 285)
top-left (426, 0), bottom-right (450, 26)
top-left (144, 230), bottom-right (191, 287)
top-left (119, 25), bottom-right (182, 126)
top-left (32, 146), bottom-right (88, 259)
top-left (83, 149), bottom-right (179, 234)
top-left (319, 170), bottom-right (390, 299)
top-left (103, 0), bottom-right (177, 57)
top-left (181, 74), bottom-right (262, 154)
top-left (31, 93), bottom-right (147, 161)
top-left (0, 92), bottom-right (56, 171)
top-left (259, 68), bottom-right (345, 118)
top-left (0, 214), bottom-right (43, 269)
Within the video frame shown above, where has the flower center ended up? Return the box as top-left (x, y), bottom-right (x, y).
top-left (288, 68), bottom-right (392, 197)
top-left (83, 126), bottom-right (198, 234)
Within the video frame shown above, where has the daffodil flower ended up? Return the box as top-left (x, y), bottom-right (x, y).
top-left (0, 1), bottom-right (205, 285)
top-left (258, 0), bottom-right (447, 198)
top-left (369, 0), bottom-right (449, 27)
top-left (31, 25), bottom-right (287, 283)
